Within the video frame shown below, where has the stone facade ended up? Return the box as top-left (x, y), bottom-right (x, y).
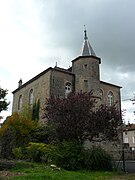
top-left (72, 56), bottom-right (101, 97)
top-left (84, 139), bottom-right (122, 160)
top-left (12, 68), bottom-right (52, 120)
top-left (100, 81), bottom-right (121, 111)
top-left (50, 67), bottom-right (75, 97)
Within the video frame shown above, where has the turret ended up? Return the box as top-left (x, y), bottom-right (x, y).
top-left (72, 28), bottom-right (101, 97)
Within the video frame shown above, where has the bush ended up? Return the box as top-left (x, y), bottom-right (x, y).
top-left (26, 142), bottom-right (45, 162)
top-left (12, 147), bottom-right (22, 160)
top-left (50, 141), bottom-right (84, 170)
top-left (29, 124), bottom-right (57, 144)
top-left (84, 146), bottom-right (113, 171)
top-left (0, 113), bottom-right (37, 159)
top-left (0, 127), bottom-right (17, 159)
top-left (25, 142), bottom-right (54, 163)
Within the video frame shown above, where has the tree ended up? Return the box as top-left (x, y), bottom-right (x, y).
top-left (43, 92), bottom-right (121, 145)
top-left (0, 112), bottom-right (37, 158)
top-left (95, 104), bottom-right (121, 141)
top-left (0, 87), bottom-right (9, 114)
top-left (32, 99), bottom-right (40, 121)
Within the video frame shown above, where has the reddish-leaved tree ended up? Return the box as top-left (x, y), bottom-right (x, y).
top-left (43, 91), bottom-right (121, 144)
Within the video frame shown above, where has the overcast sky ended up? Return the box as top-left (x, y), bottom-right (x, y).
top-left (0, 0), bottom-right (135, 123)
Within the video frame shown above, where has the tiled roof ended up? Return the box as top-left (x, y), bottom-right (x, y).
top-left (82, 29), bottom-right (96, 57)
top-left (123, 124), bottom-right (135, 131)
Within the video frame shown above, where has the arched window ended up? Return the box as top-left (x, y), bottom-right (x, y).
top-left (108, 91), bottom-right (114, 106)
top-left (29, 89), bottom-right (33, 105)
top-left (65, 82), bottom-right (72, 97)
top-left (18, 95), bottom-right (22, 110)
top-left (100, 89), bottom-right (103, 100)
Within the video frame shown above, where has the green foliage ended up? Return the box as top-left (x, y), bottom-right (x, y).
top-left (12, 147), bottom-right (22, 160)
top-left (0, 87), bottom-right (9, 113)
top-left (20, 106), bottom-right (33, 120)
top-left (26, 142), bottom-right (54, 162)
top-left (32, 99), bottom-right (40, 121)
top-left (9, 162), bottom-right (119, 180)
top-left (25, 141), bottom-right (84, 170)
top-left (29, 124), bottom-right (57, 144)
top-left (84, 146), bottom-right (113, 171)
top-left (50, 141), bottom-right (84, 170)
top-left (0, 126), bottom-right (17, 159)
top-left (0, 113), bottom-right (37, 159)
top-left (26, 142), bottom-right (45, 162)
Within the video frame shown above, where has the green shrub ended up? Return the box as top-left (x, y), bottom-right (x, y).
top-left (12, 147), bottom-right (22, 160)
top-left (16, 142), bottom-right (113, 172)
top-left (0, 112), bottom-right (37, 159)
top-left (29, 124), bottom-right (57, 144)
top-left (50, 141), bottom-right (84, 170)
top-left (84, 146), bottom-right (113, 171)
top-left (26, 142), bottom-right (45, 162)
top-left (25, 142), bottom-right (55, 163)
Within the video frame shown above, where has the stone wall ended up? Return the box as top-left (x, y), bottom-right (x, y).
top-left (12, 69), bottom-right (51, 121)
top-left (84, 139), bottom-right (122, 160)
top-left (72, 56), bottom-right (100, 97)
top-left (100, 81), bottom-right (121, 110)
top-left (50, 68), bottom-right (75, 97)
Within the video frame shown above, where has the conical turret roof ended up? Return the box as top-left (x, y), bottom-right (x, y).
top-left (82, 29), bottom-right (96, 57)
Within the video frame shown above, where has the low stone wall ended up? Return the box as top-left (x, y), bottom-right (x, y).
top-left (123, 150), bottom-right (135, 160)
top-left (84, 139), bottom-right (122, 160)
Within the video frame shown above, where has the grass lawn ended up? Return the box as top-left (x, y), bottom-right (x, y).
top-left (1, 161), bottom-right (135, 180)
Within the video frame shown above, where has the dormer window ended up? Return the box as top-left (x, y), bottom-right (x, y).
top-left (29, 89), bottom-right (34, 105)
top-left (65, 82), bottom-right (72, 97)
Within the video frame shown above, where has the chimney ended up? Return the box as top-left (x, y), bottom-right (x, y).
top-left (18, 79), bottom-right (23, 88)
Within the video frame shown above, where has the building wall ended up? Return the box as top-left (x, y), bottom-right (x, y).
top-left (12, 57), bottom-right (121, 121)
top-left (100, 82), bottom-right (121, 110)
top-left (72, 56), bottom-right (100, 96)
top-left (12, 70), bottom-right (51, 119)
top-left (72, 56), bottom-right (101, 97)
top-left (84, 139), bottom-right (122, 160)
top-left (123, 130), bottom-right (135, 149)
top-left (50, 68), bottom-right (75, 97)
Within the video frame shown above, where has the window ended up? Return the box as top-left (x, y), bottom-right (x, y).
top-left (133, 137), bottom-right (135, 144)
top-left (84, 64), bottom-right (88, 69)
top-left (18, 95), bottom-right (22, 110)
top-left (65, 82), bottom-right (72, 97)
top-left (108, 91), bottom-right (114, 106)
top-left (84, 80), bottom-right (88, 91)
top-left (124, 137), bottom-right (128, 143)
top-left (100, 89), bottom-right (103, 99)
top-left (125, 131), bottom-right (127, 135)
top-left (29, 89), bottom-right (34, 105)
